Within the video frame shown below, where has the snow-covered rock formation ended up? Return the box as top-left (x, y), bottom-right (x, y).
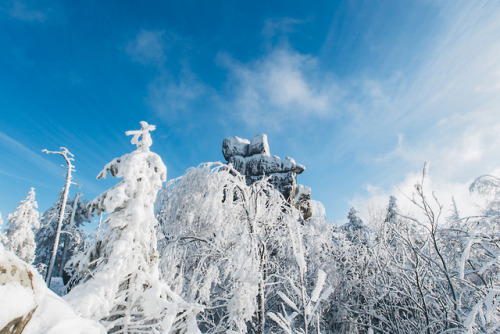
top-left (222, 134), bottom-right (313, 218)
top-left (0, 244), bottom-right (105, 334)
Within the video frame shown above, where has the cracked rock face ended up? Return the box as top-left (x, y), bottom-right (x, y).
top-left (222, 134), bottom-right (312, 219)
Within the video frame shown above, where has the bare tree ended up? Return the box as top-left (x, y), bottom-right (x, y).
top-left (42, 147), bottom-right (76, 286)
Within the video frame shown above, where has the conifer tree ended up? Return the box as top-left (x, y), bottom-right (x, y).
top-left (34, 191), bottom-right (88, 278)
top-left (5, 187), bottom-right (40, 263)
top-left (34, 190), bottom-right (69, 274)
top-left (64, 121), bottom-right (200, 333)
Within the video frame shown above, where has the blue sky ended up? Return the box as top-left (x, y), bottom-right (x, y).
top-left (1, 0), bottom-right (500, 224)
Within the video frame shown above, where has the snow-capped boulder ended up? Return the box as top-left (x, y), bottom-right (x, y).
top-left (248, 134), bottom-right (270, 157)
top-left (0, 251), bottom-right (36, 334)
top-left (0, 244), bottom-right (105, 334)
top-left (222, 136), bottom-right (250, 161)
top-left (283, 156), bottom-right (305, 174)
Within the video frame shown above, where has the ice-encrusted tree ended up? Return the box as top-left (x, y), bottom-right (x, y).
top-left (42, 147), bottom-right (76, 286)
top-left (343, 207), bottom-right (368, 244)
top-left (34, 190), bottom-right (70, 274)
top-left (34, 191), bottom-right (88, 279)
top-left (64, 121), bottom-right (200, 333)
top-left (157, 163), bottom-right (261, 332)
top-left (4, 188), bottom-right (40, 263)
top-left (59, 192), bottom-right (89, 277)
top-left (458, 174), bottom-right (500, 333)
top-left (157, 162), bottom-right (332, 333)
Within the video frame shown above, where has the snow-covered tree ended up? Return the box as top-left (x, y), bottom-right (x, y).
top-left (42, 147), bottom-right (76, 286)
top-left (267, 215), bottom-right (333, 334)
top-left (34, 191), bottom-right (88, 279)
top-left (157, 163), bottom-right (271, 333)
top-left (64, 121), bottom-right (200, 333)
top-left (4, 188), bottom-right (40, 263)
top-left (156, 162), bottom-right (332, 333)
top-left (58, 193), bottom-right (88, 277)
top-left (332, 168), bottom-right (500, 333)
top-left (457, 174), bottom-right (500, 333)
top-left (343, 207), bottom-right (368, 244)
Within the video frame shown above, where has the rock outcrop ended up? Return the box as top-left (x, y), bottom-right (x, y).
top-left (0, 244), bottom-right (105, 334)
top-left (222, 134), bottom-right (312, 219)
top-left (0, 254), bottom-right (37, 334)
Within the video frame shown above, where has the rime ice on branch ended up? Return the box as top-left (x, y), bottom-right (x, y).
top-left (64, 121), bottom-right (200, 333)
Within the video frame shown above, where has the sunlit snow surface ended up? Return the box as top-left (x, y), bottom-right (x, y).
top-left (0, 244), bottom-right (105, 333)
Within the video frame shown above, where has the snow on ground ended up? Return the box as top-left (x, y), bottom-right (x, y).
top-left (0, 245), bottom-right (105, 333)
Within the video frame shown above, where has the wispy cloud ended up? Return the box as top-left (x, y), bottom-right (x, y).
top-left (218, 48), bottom-right (344, 129)
top-left (0, 131), bottom-right (62, 178)
top-left (146, 70), bottom-right (208, 118)
top-left (5, 1), bottom-right (47, 22)
top-left (126, 29), bottom-right (208, 119)
top-left (262, 17), bottom-right (309, 47)
top-left (349, 0), bottom-right (500, 221)
top-left (126, 30), bottom-right (167, 66)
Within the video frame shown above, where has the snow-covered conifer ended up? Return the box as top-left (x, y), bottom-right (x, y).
top-left (34, 191), bottom-right (88, 279)
top-left (64, 121), bottom-right (200, 333)
top-left (343, 207), bottom-right (368, 244)
top-left (5, 188), bottom-right (40, 263)
top-left (384, 196), bottom-right (398, 224)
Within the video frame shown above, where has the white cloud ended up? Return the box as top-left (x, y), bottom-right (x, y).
top-left (126, 29), bottom-right (208, 118)
top-left (218, 48), bottom-right (344, 129)
top-left (6, 1), bottom-right (46, 22)
top-left (126, 30), bottom-right (167, 66)
top-left (262, 17), bottom-right (308, 46)
top-left (146, 71), bottom-right (207, 117)
top-left (334, 1), bottom-right (500, 222)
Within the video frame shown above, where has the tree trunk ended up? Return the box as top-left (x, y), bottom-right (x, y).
top-left (58, 193), bottom-right (81, 277)
top-left (44, 148), bottom-right (74, 286)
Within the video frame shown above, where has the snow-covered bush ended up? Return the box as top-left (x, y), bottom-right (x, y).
top-left (64, 122), bottom-right (200, 333)
top-left (328, 170), bottom-right (500, 333)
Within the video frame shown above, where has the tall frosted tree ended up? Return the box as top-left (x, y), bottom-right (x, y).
top-left (34, 191), bottom-right (88, 278)
top-left (41, 147), bottom-right (76, 285)
top-left (64, 121), bottom-right (200, 333)
top-left (4, 187), bottom-right (40, 263)
top-left (58, 192), bottom-right (88, 277)
top-left (156, 162), bottom-right (332, 333)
